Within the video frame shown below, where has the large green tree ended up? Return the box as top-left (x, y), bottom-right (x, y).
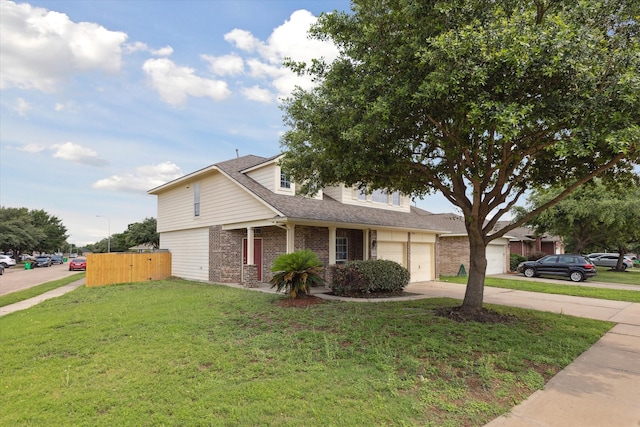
top-left (280, 0), bottom-right (640, 312)
top-left (125, 217), bottom-right (159, 249)
top-left (0, 207), bottom-right (66, 255)
top-left (517, 181), bottom-right (640, 266)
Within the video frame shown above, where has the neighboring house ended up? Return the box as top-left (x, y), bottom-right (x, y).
top-left (418, 212), bottom-right (512, 276)
top-left (128, 243), bottom-right (156, 253)
top-left (148, 154), bottom-right (511, 286)
top-left (494, 222), bottom-right (564, 258)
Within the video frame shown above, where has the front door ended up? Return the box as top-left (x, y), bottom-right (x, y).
top-left (243, 238), bottom-right (263, 281)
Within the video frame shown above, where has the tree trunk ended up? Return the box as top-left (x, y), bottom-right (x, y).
top-left (461, 231), bottom-right (488, 312)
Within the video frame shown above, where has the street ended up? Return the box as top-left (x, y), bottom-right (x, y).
top-left (0, 263), bottom-right (82, 296)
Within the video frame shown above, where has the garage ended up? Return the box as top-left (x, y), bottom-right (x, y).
top-left (410, 242), bottom-right (433, 282)
top-left (377, 241), bottom-right (407, 266)
top-left (486, 240), bottom-right (508, 275)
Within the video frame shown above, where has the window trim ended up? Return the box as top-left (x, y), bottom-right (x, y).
top-left (193, 182), bottom-right (200, 217)
top-left (336, 236), bottom-right (348, 263)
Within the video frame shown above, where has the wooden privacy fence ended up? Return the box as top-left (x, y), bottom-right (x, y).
top-left (86, 252), bottom-right (172, 287)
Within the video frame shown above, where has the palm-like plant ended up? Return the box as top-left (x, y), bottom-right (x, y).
top-left (269, 249), bottom-right (325, 299)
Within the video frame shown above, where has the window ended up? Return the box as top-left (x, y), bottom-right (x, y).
top-left (280, 172), bottom-right (291, 189)
top-left (391, 191), bottom-right (401, 206)
top-left (336, 237), bottom-right (348, 263)
top-left (372, 189), bottom-right (388, 204)
top-left (194, 182), bottom-right (200, 217)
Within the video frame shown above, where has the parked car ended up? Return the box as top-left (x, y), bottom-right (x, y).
top-left (517, 254), bottom-right (597, 282)
top-left (0, 254), bottom-right (16, 268)
top-left (589, 254), bottom-right (634, 271)
top-left (0, 264), bottom-right (4, 275)
top-left (33, 256), bottom-right (52, 268)
top-left (51, 255), bottom-right (64, 265)
top-left (20, 254), bottom-right (35, 261)
top-left (68, 257), bottom-right (87, 271)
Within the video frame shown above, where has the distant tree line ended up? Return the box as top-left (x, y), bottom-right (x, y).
top-left (87, 217), bottom-right (159, 253)
top-left (0, 207), bottom-right (159, 257)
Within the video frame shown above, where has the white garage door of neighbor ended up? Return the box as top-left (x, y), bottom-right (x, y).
top-left (486, 244), bottom-right (507, 275)
top-left (410, 243), bottom-right (433, 282)
top-left (377, 241), bottom-right (407, 267)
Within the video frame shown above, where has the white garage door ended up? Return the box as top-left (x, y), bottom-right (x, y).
top-left (377, 241), bottom-right (407, 267)
top-left (410, 242), bottom-right (433, 282)
top-left (486, 243), bottom-right (507, 275)
top-left (160, 228), bottom-right (209, 281)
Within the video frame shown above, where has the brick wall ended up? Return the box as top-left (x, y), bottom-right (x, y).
top-left (261, 226), bottom-right (286, 283)
top-left (209, 225), bottom-right (243, 283)
top-left (437, 236), bottom-right (470, 276)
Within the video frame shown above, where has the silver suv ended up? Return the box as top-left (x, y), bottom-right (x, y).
top-left (589, 254), bottom-right (634, 271)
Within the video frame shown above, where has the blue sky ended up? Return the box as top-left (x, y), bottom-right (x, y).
top-left (0, 0), bottom-right (456, 246)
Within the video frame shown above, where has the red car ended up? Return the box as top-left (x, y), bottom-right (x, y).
top-left (69, 257), bottom-right (87, 271)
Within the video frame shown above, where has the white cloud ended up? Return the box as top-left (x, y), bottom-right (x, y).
top-left (241, 85), bottom-right (274, 103)
top-left (125, 41), bottom-right (173, 57)
top-left (224, 29), bottom-right (262, 52)
top-left (92, 162), bottom-right (183, 192)
top-left (51, 142), bottom-right (108, 166)
top-left (14, 98), bottom-right (31, 116)
top-left (221, 9), bottom-right (340, 102)
top-left (201, 53), bottom-right (244, 76)
top-left (18, 143), bottom-right (46, 153)
top-left (0, 0), bottom-right (128, 92)
top-left (142, 58), bottom-right (231, 106)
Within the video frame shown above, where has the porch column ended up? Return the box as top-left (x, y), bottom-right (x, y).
top-left (286, 224), bottom-right (295, 253)
top-left (329, 226), bottom-right (337, 264)
top-left (247, 227), bottom-right (254, 264)
top-left (363, 229), bottom-right (370, 260)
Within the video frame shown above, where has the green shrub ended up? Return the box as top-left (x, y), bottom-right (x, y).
top-left (331, 259), bottom-right (409, 296)
top-left (510, 254), bottom-right (527, 271)
top-left (269, 249), bottom-right (325, 299)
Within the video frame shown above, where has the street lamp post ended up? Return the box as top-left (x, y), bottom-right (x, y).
top-left (96, 215), bottom-right (111, 253)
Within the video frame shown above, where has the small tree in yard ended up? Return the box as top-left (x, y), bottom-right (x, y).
top-left (280, 0), bottom-right (640, 314)
top-left (270, 250), bottom-right (325, 299)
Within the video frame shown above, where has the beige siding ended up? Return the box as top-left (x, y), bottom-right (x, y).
top-left (156, 172), bottom-right (276, 233)
top-left (246, 164), bottom-right (276, 192)
top-left (160, 228), bottom-right (209, 281)
top-left (323, 184), bottom-right (411, 212)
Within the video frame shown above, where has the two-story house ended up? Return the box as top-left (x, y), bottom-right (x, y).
top-left (148, 154), bottom-right (510, 285)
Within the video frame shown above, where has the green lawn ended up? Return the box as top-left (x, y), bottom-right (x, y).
top-left (0, 279), bottom-right (612, 427)
top-left (442, 273), bottom-right (640, 303)
top-left (0, 273), bottom-right (85, 308)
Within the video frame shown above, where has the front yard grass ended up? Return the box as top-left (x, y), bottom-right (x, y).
top-left (442, 274), bottom-right (640, 303)
top-left (0, 279), bottom-right (612, 427)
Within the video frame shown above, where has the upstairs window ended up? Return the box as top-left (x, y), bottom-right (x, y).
top-left (194, 182), bottom-right (200, 217)
top-left (391, 191), bottom-right (401, 206)
top-left (372, 189), bottom-right (388, 204)
top-left (280, 172), bottom-right (291, 189)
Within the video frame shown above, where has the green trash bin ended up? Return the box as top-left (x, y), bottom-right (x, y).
top-left (63, 257), bottom-right (68, 262)
top-left (24, 262), bottom-right (31, 270)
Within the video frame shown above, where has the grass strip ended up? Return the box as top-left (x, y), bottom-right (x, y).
top-left (441, 275), bottom-right (640, 303)
top-left (0, 279), bottom-right (612, 427)
top-left (0, 273), bottom-right (85, 308)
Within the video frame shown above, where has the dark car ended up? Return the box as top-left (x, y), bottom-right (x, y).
top-left (0, 264), bottom-right (4, 275)
top-left (51, 255), bottom-right (64, 265)
top-left (33, 256), bottom-right (52, 268)
top-left (68, 257), bottom-right (87, 271)
top-left (517, 254), bottom-right (596, 282)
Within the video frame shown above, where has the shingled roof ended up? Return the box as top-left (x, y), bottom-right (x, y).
top-left (214, 155), bottom-right (447, 233)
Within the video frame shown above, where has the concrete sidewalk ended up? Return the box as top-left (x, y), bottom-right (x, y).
top-left (2, 278), bottom-right (639, 426)
top-left (0, 278), bottom-right (85, 317)
top-left (405, 281), bottom-right (640, 427)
